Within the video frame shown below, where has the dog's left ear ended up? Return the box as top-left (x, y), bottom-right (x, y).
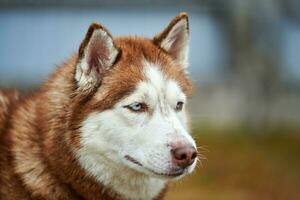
top-left (153, 12), bottom-right (189, 68)
top-left (75, 23), bottom-right (119, 90)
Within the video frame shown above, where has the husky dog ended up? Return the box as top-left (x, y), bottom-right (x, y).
top-left (0, 13), bottom-right (197, 200)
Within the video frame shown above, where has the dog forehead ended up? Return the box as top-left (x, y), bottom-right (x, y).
top-left (144, 61), bottom-right (182, 91)
top-left (137, 61), bottom-right (185, 102)
top-left (114, 37), bottom-right (191, 95)
top-left (144, 61), bottom-right (166, 90)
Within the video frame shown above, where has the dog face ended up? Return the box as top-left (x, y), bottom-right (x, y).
top-left (73, 13), bottom-right (197, 180)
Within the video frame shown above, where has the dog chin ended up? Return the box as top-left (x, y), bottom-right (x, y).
top-left (123, 155), bottom-right (193, 180)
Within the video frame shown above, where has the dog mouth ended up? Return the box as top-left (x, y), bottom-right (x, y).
top-left (124, 155), bottom-right (185, 177)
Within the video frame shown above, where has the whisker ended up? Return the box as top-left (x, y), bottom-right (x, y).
top-left (198, 154), bottom-right (207, 159)
top-left (196, 158), bottom-right (203, 168)
top-left (196, 146), bottom-right (210, 152)
top-left (197, 152), bottom-right (207, 160)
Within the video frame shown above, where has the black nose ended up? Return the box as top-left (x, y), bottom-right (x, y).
top-left (171, 146), bottom-right (197, 168)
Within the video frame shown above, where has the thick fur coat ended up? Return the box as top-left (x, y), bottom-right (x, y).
top-left (0, 13), bottom-right (197, 200)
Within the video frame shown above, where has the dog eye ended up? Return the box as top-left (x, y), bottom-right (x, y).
top-left (175, 101), bottom-right (184, 111)
top-left (124, 102), bottom-right (147, 112)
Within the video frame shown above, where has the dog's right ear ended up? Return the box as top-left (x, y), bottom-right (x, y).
top-left (75, 23), bottom-right (119, 91)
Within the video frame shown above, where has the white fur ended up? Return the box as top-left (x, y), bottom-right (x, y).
top-left (160, 19), bottom-right (189, 68)
top-left (75, 29), bottom-right (118, 90)
top-left (76, 61), bottom-right (196, 199)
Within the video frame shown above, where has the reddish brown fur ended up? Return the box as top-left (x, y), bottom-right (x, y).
top-left (0, 13), bottom-right (191, 200)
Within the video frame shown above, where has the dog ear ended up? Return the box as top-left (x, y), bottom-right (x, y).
top-left (75, 23), bottom-right (119, 90)
top-left (153, 12), bottom-right (189, 68)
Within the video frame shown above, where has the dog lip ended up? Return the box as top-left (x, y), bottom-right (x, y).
top-left (124, 155), bottom-right (185, 177)
top-left (148, 169), bottom-right (185, 177)
top-left (125, 155), bottom-right (143, 166)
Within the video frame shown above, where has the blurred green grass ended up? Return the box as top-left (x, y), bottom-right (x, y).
top-left (166, 127), bottom-right (300, 200)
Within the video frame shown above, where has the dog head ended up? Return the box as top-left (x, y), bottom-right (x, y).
top-left (71, 13), bottom-right (197, 180)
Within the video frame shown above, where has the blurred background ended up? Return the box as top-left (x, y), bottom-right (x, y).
top-left (0, 0), bottom-right (300, 199)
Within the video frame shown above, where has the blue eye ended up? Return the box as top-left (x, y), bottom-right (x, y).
top-left (124, 102), bottom-right (147, 112)
top-left (130, 103), bottom-right (142, 111)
